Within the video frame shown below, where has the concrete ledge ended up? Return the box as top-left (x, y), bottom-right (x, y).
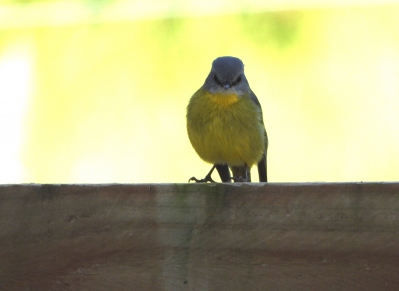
top-left (1, 183), bottom-right (399, 290)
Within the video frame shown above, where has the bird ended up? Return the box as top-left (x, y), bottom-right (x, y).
top-left (186, 56), bottom-right (268, 183)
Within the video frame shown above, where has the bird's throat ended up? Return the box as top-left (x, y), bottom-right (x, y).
top-left (206, 92), bottom-right (240, 106)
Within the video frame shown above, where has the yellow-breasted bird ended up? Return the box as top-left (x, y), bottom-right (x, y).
top-left (187, 56), bottom-right (268, 183)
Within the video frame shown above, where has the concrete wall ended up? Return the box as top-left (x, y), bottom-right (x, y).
top-left (1, 183), bottom-right (399, 290)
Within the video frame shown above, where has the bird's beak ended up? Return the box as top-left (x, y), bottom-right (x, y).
top-left (223, 83), bottom-right (230, 89)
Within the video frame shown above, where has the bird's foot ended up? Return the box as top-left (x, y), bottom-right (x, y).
top-left (188, 175), bottom-right (215, 183)
top-left (230, 176), bottom-right (248, 183)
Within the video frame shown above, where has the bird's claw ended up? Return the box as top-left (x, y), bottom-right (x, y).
top-left (230, 176), bottom-right (248, 183)
top-left (188, 175), bottom-right (215, 183)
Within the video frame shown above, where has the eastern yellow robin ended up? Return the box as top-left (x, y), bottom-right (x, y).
top-left (187, 56), bottom-right (268, 182)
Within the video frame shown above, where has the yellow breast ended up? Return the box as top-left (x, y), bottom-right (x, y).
top-left (206, 92), bottom-right (240, 106)
top-left (186, 88), bottom-right (265, 167)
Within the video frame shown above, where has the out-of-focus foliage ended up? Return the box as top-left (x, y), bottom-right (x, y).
top-left (0, 1), bottom-right (398, 183)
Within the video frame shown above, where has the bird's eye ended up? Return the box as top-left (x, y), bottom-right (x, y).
top-left (213, 74), bottom-right (222, 85)
top-left (233, 75), bottom-right (242, 85)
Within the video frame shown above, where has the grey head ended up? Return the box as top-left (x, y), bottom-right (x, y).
top-left (203, 56), bottom-right (251, 95)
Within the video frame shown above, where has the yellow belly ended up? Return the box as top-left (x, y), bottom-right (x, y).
top-left (187, 89), bottom-right (265, 167)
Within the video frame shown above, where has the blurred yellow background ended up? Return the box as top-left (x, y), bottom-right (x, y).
top-left (0, 0), bottom-right (398, 183)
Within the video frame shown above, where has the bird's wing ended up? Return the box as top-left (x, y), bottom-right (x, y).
top-left (250, 90), bottom-right (268, 182)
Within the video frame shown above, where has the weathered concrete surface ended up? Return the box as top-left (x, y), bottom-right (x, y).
top-left (0, 183), bottom-right (399, 291)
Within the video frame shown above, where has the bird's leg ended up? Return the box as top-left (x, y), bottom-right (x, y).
top-left (189, 165), bottom-right (216, 183)
top-left (230, 165), bottom-right (251, 182)
top-left (215, 164), bottom-right (231, 182)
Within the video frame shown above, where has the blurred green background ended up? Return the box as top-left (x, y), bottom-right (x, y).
top-left (0, 0), bottom-right (398, 183)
